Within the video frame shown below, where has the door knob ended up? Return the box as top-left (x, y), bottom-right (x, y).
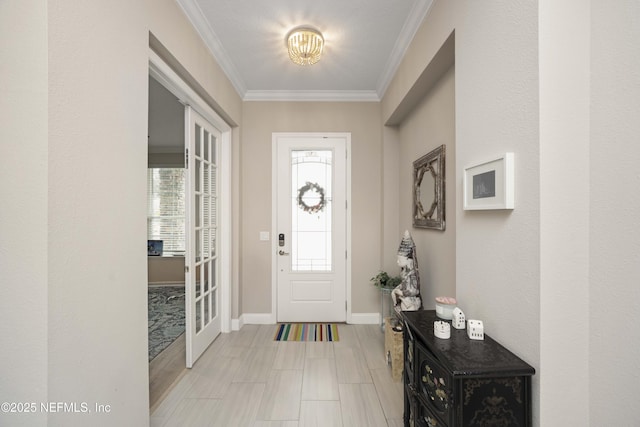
top-left (279, 250), bottom-right (290, 256)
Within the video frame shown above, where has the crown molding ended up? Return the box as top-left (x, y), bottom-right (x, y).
top-left (176, 0), bottom-right (246, 97)
top-left (243, 90), bottom-right (380, 102)
top-left (376, 0), bottom-right (434, 98)
top-left (176, 0), bottom-right (433, 102)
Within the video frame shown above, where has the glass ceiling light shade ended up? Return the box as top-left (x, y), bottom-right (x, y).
top-left (286, 26), bottom-right (324, 66)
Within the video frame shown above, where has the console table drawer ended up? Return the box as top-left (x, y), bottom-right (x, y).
top-left (416, 398), bottom-right (446, 427)
top-left (458, 376), bottom-right (531, 426)
top-left (415, 342), bottom-right (453, 421)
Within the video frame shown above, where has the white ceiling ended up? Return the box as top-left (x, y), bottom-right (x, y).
top-left (176, 0), bottom-right (434, 101)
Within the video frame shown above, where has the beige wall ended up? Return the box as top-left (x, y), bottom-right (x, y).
top-left (148, 257), bottom-right (186, 285)
top-left (2, 0), bottom-right (242, 425)
top-left (396, 66), bottom-right (456, 308)
top-left (383, 0), bottom-right (542, 423)
top-left (149, 0), bottom-right (243, 320)
top-left (6, 0), bottom-right (640, 425)
top-left (47, 1), bottom-right (150, 425)
top-left (148, 153), bottom-right (184, 167)
top-left (381, 128), bottom-right (401, 274)
top-left (0, 1), bottom-right (49, 426)
top-left (241, 102), bottom-right (383, 316)
top-left (149, 0), bottom-right (242, 125)
top-left (383, 0), bottom-right (640, 425)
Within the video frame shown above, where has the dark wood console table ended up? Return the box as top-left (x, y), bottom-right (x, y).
top-left (401, 310), bottom-right (535, 427)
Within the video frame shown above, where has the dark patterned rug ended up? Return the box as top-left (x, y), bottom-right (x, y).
top-left (148, 285), bottom-right (185, 361)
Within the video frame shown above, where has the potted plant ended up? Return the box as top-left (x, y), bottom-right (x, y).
top-left (370, 270), bottom-right (402, 290)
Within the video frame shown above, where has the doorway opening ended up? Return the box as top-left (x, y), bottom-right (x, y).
top-left (147, 75), bottom-right (187, 409)
top-left (147, 49), bottom-right (232, 409)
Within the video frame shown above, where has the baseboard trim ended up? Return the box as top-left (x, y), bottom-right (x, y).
top-left (231, 317), bottom-right (242, 331)
top-left (232, 312), bottom-right (379, 328)
top-left (148, 282), bottom-right (186, 286)
top-left (348, 313), bottom-right (380, 325)
top-left (240, 313), bottom-right (276, 326)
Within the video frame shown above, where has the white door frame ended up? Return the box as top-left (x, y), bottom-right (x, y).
top-left (149, 49), bottom-right (232, 336)
top-left (271, 132), bottom-right (352, 323)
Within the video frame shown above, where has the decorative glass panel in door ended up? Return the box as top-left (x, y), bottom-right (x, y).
top-left (291, 150), bottom-right (332, 272)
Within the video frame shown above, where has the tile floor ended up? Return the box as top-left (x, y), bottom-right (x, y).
top-left (150, 323), bottom-right (404, 427)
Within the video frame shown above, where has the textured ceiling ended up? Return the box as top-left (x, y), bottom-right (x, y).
top-left (176, 0), bottom-right (433, 101)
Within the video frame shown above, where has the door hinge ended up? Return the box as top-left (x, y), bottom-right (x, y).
top-left (345, 250), bottom-right (348, 260)
top-left (185, 148), bottom-right (189, 168)
top-left (184, 265), bottom-right (189, 273)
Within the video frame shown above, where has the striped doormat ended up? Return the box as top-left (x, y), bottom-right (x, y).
top-left (274, 323), bottom-right (339, 342)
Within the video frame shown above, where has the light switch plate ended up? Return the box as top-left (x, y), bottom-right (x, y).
top-left (259, 231), bottom-right (270, 241)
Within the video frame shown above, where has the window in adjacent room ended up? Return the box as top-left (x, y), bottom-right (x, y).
top-left (147, 168), bottom-right (185, 256)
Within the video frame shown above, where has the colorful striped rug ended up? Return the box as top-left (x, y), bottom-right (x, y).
top-left (274, 323), bottom-right (339, 342)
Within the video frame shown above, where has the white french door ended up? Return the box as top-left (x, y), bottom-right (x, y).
top-left (274, 133), bottom-right (350, 323)
top-left (185, 106), bottom-right (221, 367)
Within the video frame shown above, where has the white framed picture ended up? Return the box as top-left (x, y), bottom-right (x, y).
top-left (463, 153), bottom-right (514, 210)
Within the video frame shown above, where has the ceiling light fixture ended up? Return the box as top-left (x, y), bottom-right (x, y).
top-left (286, 26), bottom-right (324, 66)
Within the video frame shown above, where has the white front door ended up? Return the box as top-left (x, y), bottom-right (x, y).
top-left (274, 133), bottom-right (350, 322)
top-left (185, 106), bottom-right (221, 367)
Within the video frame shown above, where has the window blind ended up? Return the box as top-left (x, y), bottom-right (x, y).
top-left (147, 168), bottom-right (186, 255)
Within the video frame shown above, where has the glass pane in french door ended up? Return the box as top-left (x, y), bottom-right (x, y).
top-left (194, 126), bottom-right (218, 334)
top-left (208, 132), bottom-right (218, 321)
top-left (291, 150), bottom-right (332, 271)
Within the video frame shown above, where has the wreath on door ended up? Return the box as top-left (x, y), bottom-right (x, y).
top-left (297, 182), bottom-right (326, 214)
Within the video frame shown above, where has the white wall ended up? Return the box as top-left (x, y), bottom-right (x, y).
top-left (590, 0), bottom-right (640, 424)
top-left (454, 0), bottom-right (540, 366)
top-left (0, 1), bottom-right (49, 426)
top-left (47, 1), bottom-right (150, 425)
top-left (539, 0), bottom-right (590, 424)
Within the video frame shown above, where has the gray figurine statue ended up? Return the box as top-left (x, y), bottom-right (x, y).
top-left (391, 230), bottom-right (422, 313)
